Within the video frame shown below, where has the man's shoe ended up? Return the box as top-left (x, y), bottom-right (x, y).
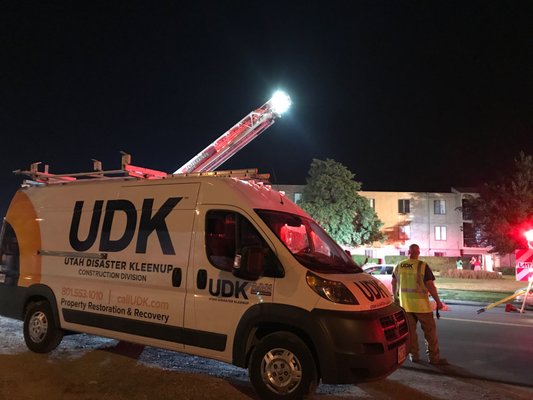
top-left (409, 354), bottom-right (420, 363)
top-left (429, 358), bottom-right (449, 366)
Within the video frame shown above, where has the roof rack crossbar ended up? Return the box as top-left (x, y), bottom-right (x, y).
top-left (14, 153), bottom-right (169, 184)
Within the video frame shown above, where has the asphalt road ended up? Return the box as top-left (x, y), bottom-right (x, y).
top-left (430, 302), bottom-right (533, 387)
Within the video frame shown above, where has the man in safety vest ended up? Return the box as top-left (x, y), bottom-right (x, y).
top-left (392, 244), bottom-right (448, 365)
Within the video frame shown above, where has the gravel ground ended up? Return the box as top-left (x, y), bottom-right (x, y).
top-left (1, 316), bottom-right (532, 400)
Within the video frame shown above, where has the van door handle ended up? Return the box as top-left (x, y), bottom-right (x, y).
top-left (172, 268), bottom-right (182, 287)
top-left (197, 269), bottom-right (207, 290)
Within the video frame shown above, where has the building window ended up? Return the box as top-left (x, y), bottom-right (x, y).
top-left (294, 193), bottom-right (302, 203)
top-left (364, 249), bottom-right (374, 258)
top-left (462, 198), bottom-right (473, 221)
top-left (369, 198), bottom-right (375, 209)
top-left (435, 226), bottom-right (447, 241)
top-left (434, 200), bottom-right (446, 215)
top-left (463, 222), bottom-right (482, 247)
top-left (398, 199), bottom-right (410, 214)
top-left (399, 224), bottom-right (410, 240)
top-left (434, 251), bottom-right (445, 256)
top-left (399, 250), bottom-right (406, 256)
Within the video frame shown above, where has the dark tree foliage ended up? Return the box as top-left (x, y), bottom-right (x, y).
top-left (471, 152), bottom-right (533, 254)
top-left (299, 158), bottom-right (384, 246)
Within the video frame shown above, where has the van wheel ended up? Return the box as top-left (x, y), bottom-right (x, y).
top-left (23, 301), bottom-right (63, 353)
top-left (249, 332), bottom-right (317, 400)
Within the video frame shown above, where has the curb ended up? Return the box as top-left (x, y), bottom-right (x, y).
top-left (443, 300), bottom-right (486, 307)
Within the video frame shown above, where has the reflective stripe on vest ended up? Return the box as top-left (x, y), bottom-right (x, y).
top-left (396, 259), bottom-right (432, 313)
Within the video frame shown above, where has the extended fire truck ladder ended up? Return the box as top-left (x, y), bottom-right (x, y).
top-left (174, 91), bottom-right (291, 174)
top-left (14, 92), bottom-right (291, 185)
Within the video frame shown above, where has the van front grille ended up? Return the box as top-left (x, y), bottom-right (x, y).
top-left (380, 310), bottom-right (408, 348)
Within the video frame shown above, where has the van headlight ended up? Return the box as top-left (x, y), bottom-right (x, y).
top-left (306, 272), bottom-right (359, 305)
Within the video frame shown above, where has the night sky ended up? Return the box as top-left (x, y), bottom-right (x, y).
top-left (1, 1), bottom-right (532, 215)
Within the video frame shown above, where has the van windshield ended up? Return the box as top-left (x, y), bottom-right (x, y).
top-left (255, 209), bottom-right (362, 274)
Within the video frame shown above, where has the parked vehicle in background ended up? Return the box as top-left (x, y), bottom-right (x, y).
top-left (363, 264), bottom-right (394, 275)
top-left (362, 264), bottom-right (395, 294)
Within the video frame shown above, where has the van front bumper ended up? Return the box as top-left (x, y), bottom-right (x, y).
top-left (312, 303), bottom-right (409, 384)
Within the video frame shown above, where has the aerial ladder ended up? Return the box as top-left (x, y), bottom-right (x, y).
top-left (15, 91), bottom-right (291, 184)
top-left (174, 91), bottom-right (291, 174)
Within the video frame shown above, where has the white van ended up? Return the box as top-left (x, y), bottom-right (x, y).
top-left (0, 169), bottom-right (408, 399)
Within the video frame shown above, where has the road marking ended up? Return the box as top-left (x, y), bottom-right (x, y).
top-left (440, 316), bottom-right (533, 328)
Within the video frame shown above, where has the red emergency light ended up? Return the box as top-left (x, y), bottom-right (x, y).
top-left (525, 229), bottom-right (533, 249)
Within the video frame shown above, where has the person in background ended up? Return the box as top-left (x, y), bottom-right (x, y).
top-left (469, 256), bottom-right (477, 270)
top-left (392, 244), bottom-right (448, 365)
top-left (455, 258), bottom-right (463, 270)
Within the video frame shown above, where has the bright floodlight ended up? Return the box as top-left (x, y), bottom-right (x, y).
top-left (270, 91), bottom-right (292, 115)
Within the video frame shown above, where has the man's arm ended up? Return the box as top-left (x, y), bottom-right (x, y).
top-left (391, 271), bottom-right (399, 303)
top-left (391, 275), bottom-right (397, 293)
top-left (426, 280), bottom-right (443, 310)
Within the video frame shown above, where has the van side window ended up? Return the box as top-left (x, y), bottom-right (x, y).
top-left (206, 211), bottom-right (236, 271)
top-left (0, 222), bottom-right (20, 286)
top-left (205, 211), bottom-right (283, 277)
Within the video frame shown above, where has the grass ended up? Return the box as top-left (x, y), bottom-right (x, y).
top-left (436, 275), bottom-right (526, 292)
top-left (438, 289), bottom-right (513, 304)
top-left (436, 276), bottom-right (528, 304)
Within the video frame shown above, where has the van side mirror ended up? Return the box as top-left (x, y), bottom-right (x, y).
top-left (232, 246), bottom-right (264, 280)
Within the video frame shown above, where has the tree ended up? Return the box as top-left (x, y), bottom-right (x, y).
top-left (299, 158), bottom-right (384, 247)
top-left (471, 152), bottom-right (533, 254)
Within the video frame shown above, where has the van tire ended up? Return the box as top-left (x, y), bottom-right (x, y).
top-left (23, 301), bottom-right (63, 353)
top-left (249, 332), bottom-right (317, 400)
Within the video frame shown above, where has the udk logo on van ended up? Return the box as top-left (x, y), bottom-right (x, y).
top-left (353, 280), bottom-right (389, 302)
top-left (69, 197), bottom-right (182, 254)
top-left (209, 279), bottom-right (249, 300)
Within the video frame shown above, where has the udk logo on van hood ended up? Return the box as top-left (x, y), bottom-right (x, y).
top-left (69, 197), bottom-right (182, 254)
top-left (353, 279), bottom-right (390, 302)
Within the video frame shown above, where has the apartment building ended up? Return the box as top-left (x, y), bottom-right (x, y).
top-left (273, 185), bottom-right (501, 269)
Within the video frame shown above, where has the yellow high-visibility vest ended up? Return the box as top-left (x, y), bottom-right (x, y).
top-left (394, 259), bottom-right (432, 313)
